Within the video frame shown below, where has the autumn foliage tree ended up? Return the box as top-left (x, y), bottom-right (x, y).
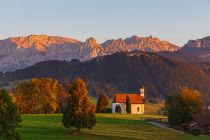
top-left (62, 78), bottom-right (96, 133)
top-left (0, 89), bottom-right (21, 140)
top-left (96, 94), bottom-right (109, 113)
top-left (165, 87), bottom-right (204, 126)
top-left (15, 78), bottom-right (66, 114)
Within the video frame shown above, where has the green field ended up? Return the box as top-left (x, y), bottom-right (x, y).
top-left (19, 114), bottom-right (210, 140)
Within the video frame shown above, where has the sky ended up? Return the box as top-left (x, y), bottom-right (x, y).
top-left (0, 0), bottom-right (210, 46)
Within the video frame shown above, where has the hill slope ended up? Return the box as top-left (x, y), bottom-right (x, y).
top-left (1, 51), bottom-right (209, 102)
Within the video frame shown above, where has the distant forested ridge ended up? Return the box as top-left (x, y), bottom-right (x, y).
top-left (0, 51), bottom-right (209, 102)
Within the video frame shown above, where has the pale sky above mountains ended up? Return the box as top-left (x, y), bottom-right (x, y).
top-left (0, 0), bottom-right (210, 46)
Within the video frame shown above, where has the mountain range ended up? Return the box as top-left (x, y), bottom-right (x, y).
top-left (0, 35), bottom-right (180, 72)
top-left (1, 34), bottom-right (210, 72)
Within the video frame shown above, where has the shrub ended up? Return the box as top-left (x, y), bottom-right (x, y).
top-left (191, 128), bottom-right (201, 136)
top-left (156, 107), bottom-right (166, 116)
top-left (105, 108), bottom-right (112, 113)
top-left (96, 94), bottom-right (109, 113)
top-left (115, 105), bottom-right (122, 113)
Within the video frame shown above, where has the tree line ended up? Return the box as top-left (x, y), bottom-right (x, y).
top-left (1, 51), bottom-right (209, 103)
top-left (0, 77), bottom-right (97, 139)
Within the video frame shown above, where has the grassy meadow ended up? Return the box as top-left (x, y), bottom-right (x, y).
top-left (19, 114), bottom-right (210, 140)
top-left (3, 82), bottom-right (209, 139)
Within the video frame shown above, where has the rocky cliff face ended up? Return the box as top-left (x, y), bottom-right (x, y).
top-left (79, 37), bottom-right (105, 61)
top-left (0, 35), bottom-right (82, 72)
top-left (183, 36), bottom-right (210, 48)
top-left (181, 36), bottom-right (210, 61)
top-left (0, 35), bottom-right (179, 72)
top-left (102, 35), bottom-right (179, 53)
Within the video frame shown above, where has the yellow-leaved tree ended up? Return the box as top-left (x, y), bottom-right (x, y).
top-left (15, 78), bottom-right (67, 114)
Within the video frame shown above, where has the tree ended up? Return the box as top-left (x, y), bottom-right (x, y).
top-left (165, 87), bottom-right (204, 126)
top-left (15, 78), bottom-right (66, 114)
top-left (0, 89), bottom-right (21, 140)
top-left (115, 105), bottom-right (122, 113)
top-left (126, 95), bottom-right (131, 113)
top-left (62, 78), bottom-right (96, 134)
top-left (96, 94), bottom-right (109, 113)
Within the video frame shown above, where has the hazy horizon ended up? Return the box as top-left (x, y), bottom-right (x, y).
top-left (1, 0), bottom-right (210, 46)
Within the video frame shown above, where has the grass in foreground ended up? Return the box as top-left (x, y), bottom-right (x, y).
top-left (19, 114), bottom-right (210, 140)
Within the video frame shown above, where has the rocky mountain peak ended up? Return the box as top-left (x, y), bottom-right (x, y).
top-left (180, 36), bottom-right (210, 61)
top-left (183, 36), bottom-right (210, 48)
top-left (144, 35), bottom-right (161, 42)
top-left (84, 37), bottom-right (98, 46)
top-left (102, 38), bottom-right (124, 47)
top-left (7, 35), bottom-right (79, 51)
top-left (102, 35), bottom-right (179, 53)
top-left (124, 35), bottom-right (140, 45)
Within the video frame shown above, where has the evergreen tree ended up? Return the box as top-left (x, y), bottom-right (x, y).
top-left (96, 94), bottom-right (109, 113)
top-left (62, 78), bottom-right (96, 133)
top-left (115, 105), bottom-right (121, 113)
top-left (126, 95), bottom-right (131, 113)
top-left (0, 89), bottom-right (22, 140)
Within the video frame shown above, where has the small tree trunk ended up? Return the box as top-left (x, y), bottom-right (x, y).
top-left (77, 128), bottom-right (80, 134)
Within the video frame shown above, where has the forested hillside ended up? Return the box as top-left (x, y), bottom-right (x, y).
top-left (0, 51), bottom-right (209, 102)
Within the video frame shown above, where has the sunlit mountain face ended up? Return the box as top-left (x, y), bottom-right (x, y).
top-left (0, 35), bottom-right (179, 72)
top-left (181, 36), bottom-right (210, 61)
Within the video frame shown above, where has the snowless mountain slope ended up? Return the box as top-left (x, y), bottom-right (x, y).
top-left (181, 36), bottom-right (210, 61)
top-left (0, 35), bottom-right (179, 72)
